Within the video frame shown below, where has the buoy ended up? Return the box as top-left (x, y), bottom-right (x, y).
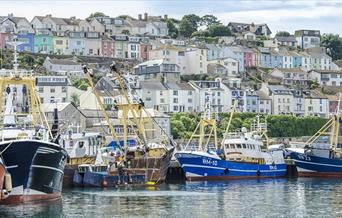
top-left (5, 173), bottom-right (11, 192)
top-left (102, 180), bottom-right (108, 187)
top-left (146, 181), bottom-right (156, 186)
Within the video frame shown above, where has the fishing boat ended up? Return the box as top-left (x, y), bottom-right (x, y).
top-left (0, 41), bottom-right (67, 204)
top-left (290, 93), bottom-right (342, 177)
top-left (73, 63), bottom-right (174, 187)
top-left (175, 94), bottom-right (286, 181)
top-left (60, 125), bottom-right (103, 187)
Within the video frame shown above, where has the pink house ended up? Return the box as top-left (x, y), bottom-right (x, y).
top-left (243, 48), bottom-right (253, 67)
top-left (140, 42), bottom-right (152, 62)
top-left (0, 33), bottom-right (13, 49)
top-left (101, 35), bottom-right (114, 57)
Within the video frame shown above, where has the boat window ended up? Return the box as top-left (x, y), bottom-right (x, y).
top-left (242, 144), bottom-right (246, 149)
top-left (252, 145), bottom-right (255, 149)
top-left (237, 144), bottom-right (242, 149)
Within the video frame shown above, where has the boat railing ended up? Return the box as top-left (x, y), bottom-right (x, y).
top-left (224, 131), bottom-right (242, 139)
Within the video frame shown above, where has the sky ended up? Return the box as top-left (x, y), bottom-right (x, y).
top-left (1, 0), bottom-right (342, 35)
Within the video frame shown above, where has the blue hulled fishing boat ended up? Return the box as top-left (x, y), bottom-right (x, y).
top-left (290, 94), bottom-right (342, 177)
top-left (175, 95), bottom-right (286, 181)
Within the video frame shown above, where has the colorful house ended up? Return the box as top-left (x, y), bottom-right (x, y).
top-left (101, 35), bottom-right (114, 57)
top-left (290, 51), bottom-right (302, 68)
top-left (69, 31), bottom-right (86, 56)
top-left (113, 35), bottom-right (129, 59)
top-left (16, 33), bottom-right (34, 52)
top-left (229, 46), bottom-right (245, 72)
top-left (53, 32), bottom-right (70, 55)
top-left (270, 49), bottom-right (283, 68)
top-left (0, 32), bottom-right (13, 49)
top-left (140, 40), bottom-right (152, 62)
top-left (259, 47), bottom-right (272, 68)
top-left (243, 47), bottom-right (253, 68)
top-left (34, 32), bottom-right (54, 54)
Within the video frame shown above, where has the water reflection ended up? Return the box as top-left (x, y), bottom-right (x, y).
top-left (1, 178), bottom-right (342, 217)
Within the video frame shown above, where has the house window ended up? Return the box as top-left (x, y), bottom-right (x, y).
top-left (62, 87), bottom-right (67, 93)
top-left (173, 106), bottom-right (178, 111)
top-left (160, 91), bottom-right (163, 96)
top-left (173, 91), bottom-right (178, 96)
top-left (188, 91), bottom-right (192, 95)
top-left (188, 98), bottom-right (192, 103)
top-left (50, 87), bottom-right (55, 93)
top-left (173, 98), bottom-right (178, 103)
top-left (38, 87), bottom-right (44, 93)
top-left (160, 98), bottom-right (165, 103)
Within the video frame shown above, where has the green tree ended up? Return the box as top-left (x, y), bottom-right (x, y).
top-left (71, 93), bottom-right (80, 107)
top-left (183, 14), bottom-right (201, 29)
top-left (275, 31), bottom-right (291, 37)
top-left (86, 12), bottom-right (106, 21)
top-left (201, 15), bottom-right (220, 28)
top-left (167, 19), bottom-right (178, 38)
top-left (179, 18), bottom-right (196, 38)
top-left (208, 24), bottom-right (232, 37)
top-left (321, 33), bottom-right (342, 60)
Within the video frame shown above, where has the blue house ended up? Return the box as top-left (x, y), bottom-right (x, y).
top-left (229, 46), bottom-right (245, 72)
top-left (290, 51), bottom-right (302, 68)
top-left (17, 33), bottom-right (34, 52)
top-left (259, 47), bottom-right (272, 68)
top-left (270, 49), bottom-right (283, 68)
top-left (206, 44), bottom-right (221, 61)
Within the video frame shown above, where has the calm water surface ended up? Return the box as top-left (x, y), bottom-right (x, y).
top-left (1, 178), bottom-right (342, 218)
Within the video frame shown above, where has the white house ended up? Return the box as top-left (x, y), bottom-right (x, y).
top-left (0, 14), bottom-right (34, 33)
top-left (165, 82), bottom-right (198, 113)
top-left (270, 68), bottom-right (310, 87)
top-left (295, 30), bottom-right (320, 49)
top-left (43, 57), bottom-right (83, 77)
top-left (261, 83), bottom-right (294, 115)
top-left (309, 70), bottom-right (342, 86)
top-left (303, 90), bottom-right (329, 117)
top-left (36, 76), bottom-right (85, 103)
top-left (189, 78), bottom-right (231, 113)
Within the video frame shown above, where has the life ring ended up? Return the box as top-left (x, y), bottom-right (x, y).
top-left (256, 170), bottom-right (261, 176)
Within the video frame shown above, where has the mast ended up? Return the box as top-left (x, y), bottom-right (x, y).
top-left (82, 66), bottom-right (121, 147)
top-left (185, 89), bottom-right (217, 151)
top-left (221, 99), bottom-right (238, 146)
top-left (305, 93), bottom-right (341, 151)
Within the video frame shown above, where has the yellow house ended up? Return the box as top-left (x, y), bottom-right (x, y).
top-left (53, 32), bottom-right (70, 55)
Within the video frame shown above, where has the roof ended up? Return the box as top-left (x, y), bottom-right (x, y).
top-left (304, 89), bottom-right (327, 99)
top-left (256, 91), bottom-right (271, 100)
top-left (140, 81), bottom-right (167, 90)
top-left (40, 102), bottom-right (73, 113)
top-left (47, 58), bottom-right (80, 66)
top-left (334, 60), bottom-right (342, 68)
top-left (274, 68), bottom-right (307, 74)
top-left (268, 85), bottom-right (292, 94)
top-left (134, 59), bottom-right (174, 68)
top-left (275, 36), bottom-right (297, 43)
top-left (295, 30), bottom-right (320, 37)
top-left (310, 69), bottom-right (342, 74)
top-left (165, 82), bottom-right (194, 91)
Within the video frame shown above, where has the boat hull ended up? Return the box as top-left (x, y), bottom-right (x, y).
top-left (175, 151), bottom-right (287, 181)
top-left (0, 140), bottom-right (67, 204)
top-left (291, 151), bottom-right (342, 177)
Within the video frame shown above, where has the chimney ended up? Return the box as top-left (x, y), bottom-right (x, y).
top-left (138, 14), bottom-right (142, 20)
top-left (70, 16), bottom-right (76, 20)
top-left (46, 14), bottom-right (52, 18)
top-left (164, 15), bottom-right (168, 20)
top-left (144, 13), bottom-right (148, 21)
top-left (8, 13), bottom-right (13, 18)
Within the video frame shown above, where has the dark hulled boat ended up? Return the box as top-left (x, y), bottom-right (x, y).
top-left (0, 139), bottom-right (67, 204)
top-left (0, 41), bottom-right (67, 204)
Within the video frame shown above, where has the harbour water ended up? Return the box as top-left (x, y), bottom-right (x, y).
top-left (1, 178), bottom-right (342, 217)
